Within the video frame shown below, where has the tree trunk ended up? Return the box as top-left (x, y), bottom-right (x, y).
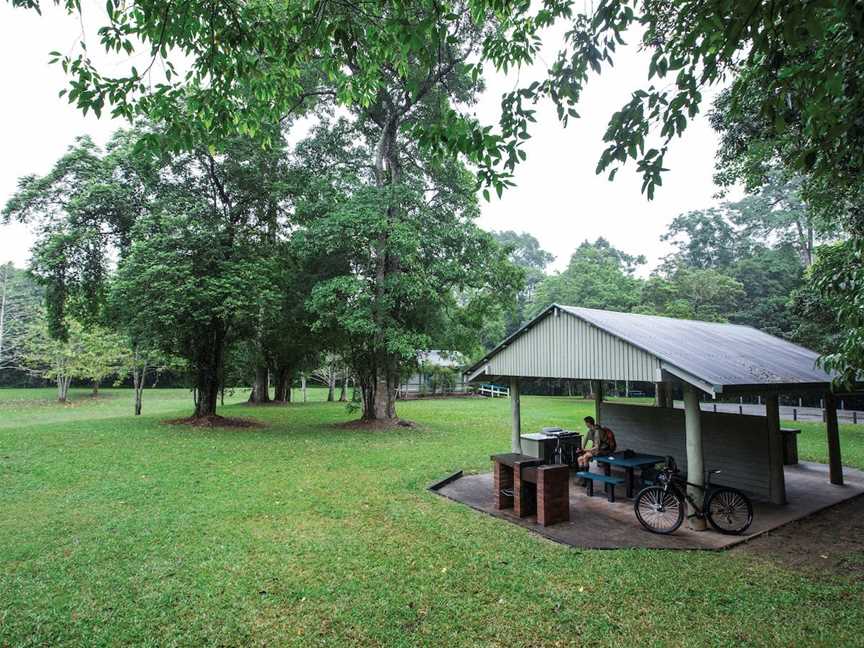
top-left (57, 374), bottom-right (71, 402)
top-left (92, 380), bottom-right (99, 397)
top-left (361, 363), bottom-right (397, 420)
top-left (195, 369), bottom-right (220, 418)
top-left (301, 373), bottom-right (307, 403)
top-left (248, 364), bottom-right (270, 403)
top-left (361, 112), bottom-right (401, 422)
top-left (339, 374), bottom-right (348, 402)
top-left (273, 365), bottom-right (291, 402)
top-left (327, 371), bottom-right (335, 402)
top-left (193, 326), bottom-right (225, 418)
top-left (135, 386), bottom-right (143, 416)
top-left (132, 364), bottom-right (145, 416)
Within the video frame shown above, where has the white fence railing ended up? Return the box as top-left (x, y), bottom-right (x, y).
top-left (477, 383), bottom-right (509, 398)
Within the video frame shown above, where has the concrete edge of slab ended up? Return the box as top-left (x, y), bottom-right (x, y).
top-left (427, 470), bottom-right (464, 491)
top-left (714, 489), bottom-right (864, 551)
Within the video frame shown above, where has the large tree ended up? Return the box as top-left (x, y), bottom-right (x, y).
top-left (723, 173), bottom-right (833, 268)
top-left (19, 315), bottom-right (126, 402)
top-left (2, 134), bottom-right (152, 337)
top-left (269, 3), bottom-right (522, 421)
top-left (0, 264), bottom-right (43, 382)
top-left (709, 56), bottom-right (858, 378)
top-left (4, 125), bottom-right (298, 418)
top-left (640, 268), bottom-right (746, 324)
top-left (727, 246), bottom-right (803, 338)
top-left (656, 199), bottom-right (808, 335)
top-left (659, 209), bottom-right (739, 272)
top-left (109, 135), bottom-right (292, 418)
top-left (532, 238), bottom-right (644, 315)
top-left (294, 120), bottom-right (517, 421)
top-left (491, 231), bottom-right (554, 336)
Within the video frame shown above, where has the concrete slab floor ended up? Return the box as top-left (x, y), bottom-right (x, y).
top-left (434, 462), bottom-right (864, 550)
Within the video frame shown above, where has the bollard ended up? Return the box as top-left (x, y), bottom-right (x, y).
top-left (854, 411), bottom-right (858, 425)
top-left (793, 408), bottom-right (797, 421)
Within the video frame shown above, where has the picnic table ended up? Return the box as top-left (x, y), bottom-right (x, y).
top-left (594, 453), bottom-right (665, 499)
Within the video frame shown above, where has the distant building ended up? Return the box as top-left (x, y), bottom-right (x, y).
top-left (400, 350), bottom-right (467, 397)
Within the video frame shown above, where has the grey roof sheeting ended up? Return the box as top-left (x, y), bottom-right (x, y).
top-left (563, 306), bottom-right (832, 388)
top-left (467, 305), bottom-right (834, 392)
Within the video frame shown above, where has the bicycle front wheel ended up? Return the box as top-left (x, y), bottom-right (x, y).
top-left (634, 486), bottom-right (684, 534)
top-left (706, 488), bottom-right (753, 535)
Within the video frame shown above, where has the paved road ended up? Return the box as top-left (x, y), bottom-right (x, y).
top-left (671, 401), bottom-right (864, 425)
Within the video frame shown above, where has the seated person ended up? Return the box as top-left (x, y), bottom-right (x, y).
top-left (577, 416), bottom-right (617, 470)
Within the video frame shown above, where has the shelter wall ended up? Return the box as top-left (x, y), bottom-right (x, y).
top-left (487, 310), bottom-right (661, 382)
top-left (599, 402), bottom-right (774, 500)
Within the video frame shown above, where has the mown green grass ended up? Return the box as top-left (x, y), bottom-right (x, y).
top-left (1, 389), bottom-right (863, 647)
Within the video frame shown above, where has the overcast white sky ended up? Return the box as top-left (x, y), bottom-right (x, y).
top-left (0, 3), bottom-right (732, 275)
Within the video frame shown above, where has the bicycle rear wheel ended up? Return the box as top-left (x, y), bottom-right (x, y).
top-left (706, 488), bottom-right (753, 535)
top-left (634, 486), bottom-right (684, 534)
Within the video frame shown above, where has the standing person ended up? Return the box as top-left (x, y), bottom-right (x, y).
top-left (577, 416), bottom-right (617, 470)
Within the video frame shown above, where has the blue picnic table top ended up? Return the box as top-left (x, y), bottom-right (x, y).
top-left (594, 453), bottom-right (665, 468)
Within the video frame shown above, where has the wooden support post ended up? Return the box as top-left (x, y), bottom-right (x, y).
top-left (683, 385), bottom-right (706, 531)
top-left (592, 380), bottom-right (604, 425)
top-left (510, 377), bottom-right (522, 453)
top-left (825, 392), bottom-right (843, 485)
top-left (765, 393), bottom-right (787, 505)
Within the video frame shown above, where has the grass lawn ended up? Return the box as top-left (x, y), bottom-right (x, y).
top-left (1, 388), bottom-right (863, 646)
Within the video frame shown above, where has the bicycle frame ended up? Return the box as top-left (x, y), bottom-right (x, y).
top-left (659, 473), bottom-right (715, 519)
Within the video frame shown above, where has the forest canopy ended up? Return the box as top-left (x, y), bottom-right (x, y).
top-left (3, 0), bottom-right (862, 412)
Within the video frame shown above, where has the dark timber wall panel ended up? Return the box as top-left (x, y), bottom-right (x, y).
top-left (599, 403), bottom-right (774, 500)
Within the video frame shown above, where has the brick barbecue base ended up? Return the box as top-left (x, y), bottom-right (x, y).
top-left (537, 464), bottom-right (570, 526)
top-left (494, 460), bottom-right (514, 510)
top-left (491, 453), bottom-right (570, 527)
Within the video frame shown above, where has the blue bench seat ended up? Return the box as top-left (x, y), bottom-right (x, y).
top-left (575, 471), bottom-right (624, 502)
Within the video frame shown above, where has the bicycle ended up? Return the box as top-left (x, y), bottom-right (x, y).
top-left (633, 457), bottom-right (753, 535)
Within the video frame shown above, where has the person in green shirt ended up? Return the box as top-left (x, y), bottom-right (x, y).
top-left (577, 416), bottom-right (617, 470)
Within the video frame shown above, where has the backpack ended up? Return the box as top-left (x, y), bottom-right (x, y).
top-left (599, 426), bottom-right (617, 453)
